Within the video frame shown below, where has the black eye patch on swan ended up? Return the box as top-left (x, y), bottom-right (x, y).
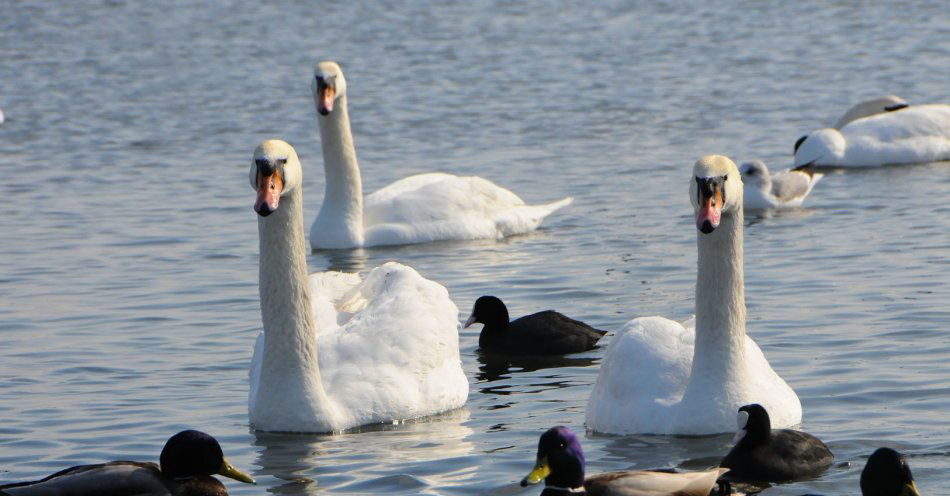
top-left (256, 158), bottom-right (286, 176)
top-left (315, 76), bottom-right (327, 90)
top-left (695, 176), bottom-right (726, 203)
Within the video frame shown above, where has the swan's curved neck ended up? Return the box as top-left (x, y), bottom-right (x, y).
top-left (258, 187), bottom-right (329, 402)
top-left (691, 207), bottom-right (746, 381)
top-left (315, 94), bottom-right (364, 245)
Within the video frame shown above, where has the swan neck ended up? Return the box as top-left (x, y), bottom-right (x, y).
top-left (316, 94), bottom-right (363, 235)
top-left (257, 187), bottom-right (325, 392)
top-left (693, 209), bottom-right (746, 371)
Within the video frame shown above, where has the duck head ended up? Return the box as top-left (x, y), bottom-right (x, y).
top-left (160, 430), bottom-right (255, 484)
top-left (250, 140), bottom-right (303, 217)
top-left (861, 447), bottom-right (920, 496)
top-left (312, 61), bottom-right (347, 116)
top-left (690, 155), bottom-right (743, 234)
top-left (464, 296), bottom-right (510, 329)
top-left (731, 404), bottom-right (771, 448)
top-left (521, 426), bottom-right (586, 490)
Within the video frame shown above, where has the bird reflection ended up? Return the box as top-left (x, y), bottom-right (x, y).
top-left (310, 248), bottom-right (369, 272)
top-left (252, 431), bottom-right (328, 495)
top-left (475, 352), bottom-right (599, 382)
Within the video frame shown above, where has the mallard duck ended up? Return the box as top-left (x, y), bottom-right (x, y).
top-left (464, 296), bottom-right (607, 355)
top-left (720, 404), bottom-right (833, 483)
top-left (520, 426), bottom-right (727, 496)
top-left (860, 447), bottom-right (920, 496)
top-left (0, 430), bottom-right (255, 495)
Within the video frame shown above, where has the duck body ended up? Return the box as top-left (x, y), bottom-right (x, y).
top-left (248, 140), bottom-right (468, 433)
top-left (720, 404), bottom-right (833, 483)
top-left (585, 156), bottom-right (801, 435)
top-left (464, 296), bottom-right (606, 355)
top-left (522, 426), bottom-right (727, 496)
top-left (794, 104), bottom-right (950, 167)
top-left (0, 462), bottom-right (225, 496)
top-left (308, 61), bottom-right (571, 249)
top-left (740, 160), bottom-right (823, 209)
top-left (0, 430), bottom-right (254, 496)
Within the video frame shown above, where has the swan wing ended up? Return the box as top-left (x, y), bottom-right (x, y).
top-left (314, 262), bottom-right (469, 428)
top-left (362, 173), bottom-right (571, 246)
top-left (585, 316), bottom-right (693, 434)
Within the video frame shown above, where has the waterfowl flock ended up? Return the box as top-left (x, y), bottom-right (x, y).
top-left (3, 54), bottom-right (948, 496)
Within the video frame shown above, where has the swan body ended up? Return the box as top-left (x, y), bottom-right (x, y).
top-left (739, 160), bottom-right (823, 209)
top-left (585, 156), bottom-right (801, 435)
top-left (308, 61), bottom-right (572, 249)
top-left (248, 140), bottom-right (468, 433)
top-left (794, 104), bottom-right (950, 167)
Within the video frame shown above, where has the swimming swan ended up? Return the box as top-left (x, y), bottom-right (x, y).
top-left (248, 140), bottom-right (468, 433)
top-left (794, 104), bottom-right (950, 167)
top-left (585, 155), bottom-right (802, 435)
top-left (308, 61), bottom-right (572, 249)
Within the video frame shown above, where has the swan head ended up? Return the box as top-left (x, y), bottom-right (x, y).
top-left (521, 426), bottom-right (585, 489)
top-left (312, 61), bottom-right (347, 116)
top-left (160, 430), bottom-right (256, 484)
top-left (250, 140), bottom-right (303, 217)
top-left (690, 155), bottom-right (742, 234)
top-left (463, 296), bottom-right (510, 329)
top-left (861, 448), bottom-right (920, 496)
top-left (793, 128), bottom-right (845, 167)
top-left (739, 160), bottom-right (771, 193)
top-left (731, 404), bottom-right (770, 447)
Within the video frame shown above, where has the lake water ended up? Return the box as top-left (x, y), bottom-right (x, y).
top-left (1, 1), bottom-right (949, 494)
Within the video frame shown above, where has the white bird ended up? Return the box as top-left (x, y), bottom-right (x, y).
top-left (308, 61), bottom-right (572, 249)
top-left (739, 160), bottom-right (823, 209)
top-left (248, 139), bottom-right (468, 433)
top-left (794, 104), bottom-right (950, 167)
top-left (585, 155), bottom-right (802, 435)
top-left (794, 95), bottom-right (910, 154)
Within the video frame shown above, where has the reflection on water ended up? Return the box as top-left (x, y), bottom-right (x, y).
top-left (311, 248), bottom-right (370, 273)
top-left (476, 352), bottom-right (600, 383)
top-left (252, 411), bottom-right (475, 494)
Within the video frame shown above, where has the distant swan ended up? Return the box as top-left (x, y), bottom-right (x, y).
top-left (585, 155), bottom-right (802, 435)
top-left (248, 140), bottom-right (468, 432)
top-left (794, 104), bottom-right (950, 167)
top-left (308, 61), bottom-right (572, 249)
top-left (739, 160), bottom-right (823, 209)
top-left (794, 95), bottom-right (909, 154)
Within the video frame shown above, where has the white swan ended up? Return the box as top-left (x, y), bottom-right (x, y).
top-left (248, 139), bottom-right (469, 433)
top-left (308, 61), bottom-right (572, 249)
top-left (794, 95), bottom-right (909, 155)
top-left (739, 160), bottom-right (823, 209)
top-left (585, 155), bottom-right (801, 435)
top-left (794, 104), bottom-right (950, 167)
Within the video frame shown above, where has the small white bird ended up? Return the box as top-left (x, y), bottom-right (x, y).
top-left (739, 160), bottom-right (823, 209)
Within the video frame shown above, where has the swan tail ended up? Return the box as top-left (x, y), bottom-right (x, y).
top-left (494, 196), bottom-right (572, 237)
